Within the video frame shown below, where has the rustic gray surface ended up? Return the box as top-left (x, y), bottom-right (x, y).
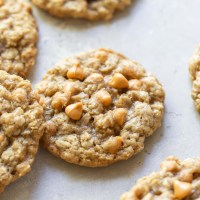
top-left (1, 0), bottom-right (200, 199)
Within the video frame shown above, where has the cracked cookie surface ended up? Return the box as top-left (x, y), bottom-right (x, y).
top-left (0, 0), bottom-right (38, 78)
top-left (121, 157), bottom-right (200, 200)
top-left (36, 48), bottom-right (165, 167)
top-left (0, 70), bottom-right (44, 192)
top-left (32, 0), bottom-right (131, 21)
top-left (189, 45), bottom-right (200, 112)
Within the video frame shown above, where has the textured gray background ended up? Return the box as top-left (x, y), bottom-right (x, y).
top-left (2, 0), bottom-right (200, 199)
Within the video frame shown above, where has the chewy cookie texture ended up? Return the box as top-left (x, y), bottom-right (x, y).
top-left (189, 45), bottom-right (200, 112)
top-left (32, 0), bottom-right (131, 21)
top-left (0, 70), bottom-right (44, 193)
top-left (0, 0), bottom-right (38, 78)
top-left (121, 157), bottom-right (200, 200)
top-left (36, 48), bottom-right (165, 167)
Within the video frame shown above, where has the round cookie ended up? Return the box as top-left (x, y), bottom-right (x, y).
top-left (0, 70), bottom-right (44, 192)
top-left (189, 45), bottom-right (200, 112)
top-left (36, 48), bottom-right (165, 167)
top-left (0, 0), bottom-right (38, 78)
top-left (31, 0), bottom-right (131, 21)
top-left (121, 156), bottom-right (200, 200)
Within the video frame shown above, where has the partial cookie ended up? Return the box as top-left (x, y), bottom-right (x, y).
top-left (0, 70), bottom-right (44, 192)
top-left (189, 46), bottom-right (200, 112)
top-left (121, 156), bottom-right (200, 200)
top-left (0, 0), bottom-right (38, 78)
top-left (31, 0), bottom-right (131, 21)
top-left (36, 48), bottom-right (165, 167)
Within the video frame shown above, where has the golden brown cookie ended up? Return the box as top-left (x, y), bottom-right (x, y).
top-left (0, 70), bottom-right (44, 192)
top-left (189, 45), bottom-right (200, 112)
top-left (0, 0), bottom-right (38, 78)
top-left (121, 157), bottom-right (200, 200)
top-left (36, 48), bottom-right (165, 167)
top-left (32, 0), bottom-right (131, 21)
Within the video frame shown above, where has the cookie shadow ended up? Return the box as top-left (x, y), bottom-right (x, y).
top-left (0, 148), bottom-right (46, 200)
top-left (28, 55), bottom-right (39, 83)
top-left (31, 0), bottom-right (141, 31)
top-left (39, 123), bottom-right (164, 182)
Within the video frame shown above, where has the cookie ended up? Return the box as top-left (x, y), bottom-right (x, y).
top-left (31, 0), bottom-right (131, 21)
top-left (189, 45), bottom-right (200, 112)
top-left (36, 48), bottom-right (165, 167)
top-left (0, 0), bottom-right (38, 78)
top-left (121, 156), bottom-right (200, 200)
top-left (0, 70), bottom-right (44, 192)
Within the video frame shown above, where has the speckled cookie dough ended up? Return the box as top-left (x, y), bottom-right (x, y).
top-left (36, 48), bottom-right (165, 167)
top-left (121, 156), bottom-right (200, 200)
top-left (189, 45), bottom-right (200, 112)
top-left (0, 0), bottom-right (38, 78)
top-left (31, 0), bottom-right (131, 21)
top-left (0, 70), bottom-right (44, 192)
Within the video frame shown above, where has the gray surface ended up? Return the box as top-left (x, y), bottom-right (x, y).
top-left (2, 0), bottom-right (200, 199)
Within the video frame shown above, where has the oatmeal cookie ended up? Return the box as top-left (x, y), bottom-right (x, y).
top-left (0, 0), bottom-right (38, 78)
top-left (121, 156), bottom-right (200, 200)
top-left (0, 70), bottom-right (44, 192)
top-left (36, 48), bottom-right (165, 167)
top-left (31, 0), bottom-right (131, 21)
top-left (189, 45), bottom-right (200, 112)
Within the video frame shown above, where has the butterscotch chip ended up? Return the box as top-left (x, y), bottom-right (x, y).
top-left (121, 157), bottom-right (200, 200)
top-left (36, 48), bottom-right (165, 167)
top-left (0, 70), bottom-right (44, 193)
top-left (65, 102), bottom-right (83, 120)
top-left (96, 51), bottom-right (108, 62)
top-left (96, 90), bottom-right (112, 106)
top-left (103, 136), bottom-right (123, 154)
top-left (173, 180), bottom-right (192, 199)
top-left (67, 65), bottom-right (85, 80)
top-left (31, 0), bottom-right (131, 21)
top-left (0, 0), bottom-right (38, 78)
top-left (113, 108), bottom-right (127, 126)
top-left (189, 45), bottom-right (200, 112)
top-left (109, 73), bottom-right (129, 89)
top-left (51, 92), bottom-right (71, 110)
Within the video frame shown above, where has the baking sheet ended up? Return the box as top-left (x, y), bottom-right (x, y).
top-left (2, 0), bottom-right (200, 199)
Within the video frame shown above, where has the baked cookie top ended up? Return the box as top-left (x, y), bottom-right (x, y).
top-left (121, 156), bottom-right (200, 200)
top-left (36, 48), bottom-right (165, 167)
top-left (189, 45), bottom-right (200, 112)
top-left (0, 70), bottom-right (44, 192)
top-left (0, 0), bottom-right (38, 78)
top-left (32, 0), bottom-right (131, 21)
